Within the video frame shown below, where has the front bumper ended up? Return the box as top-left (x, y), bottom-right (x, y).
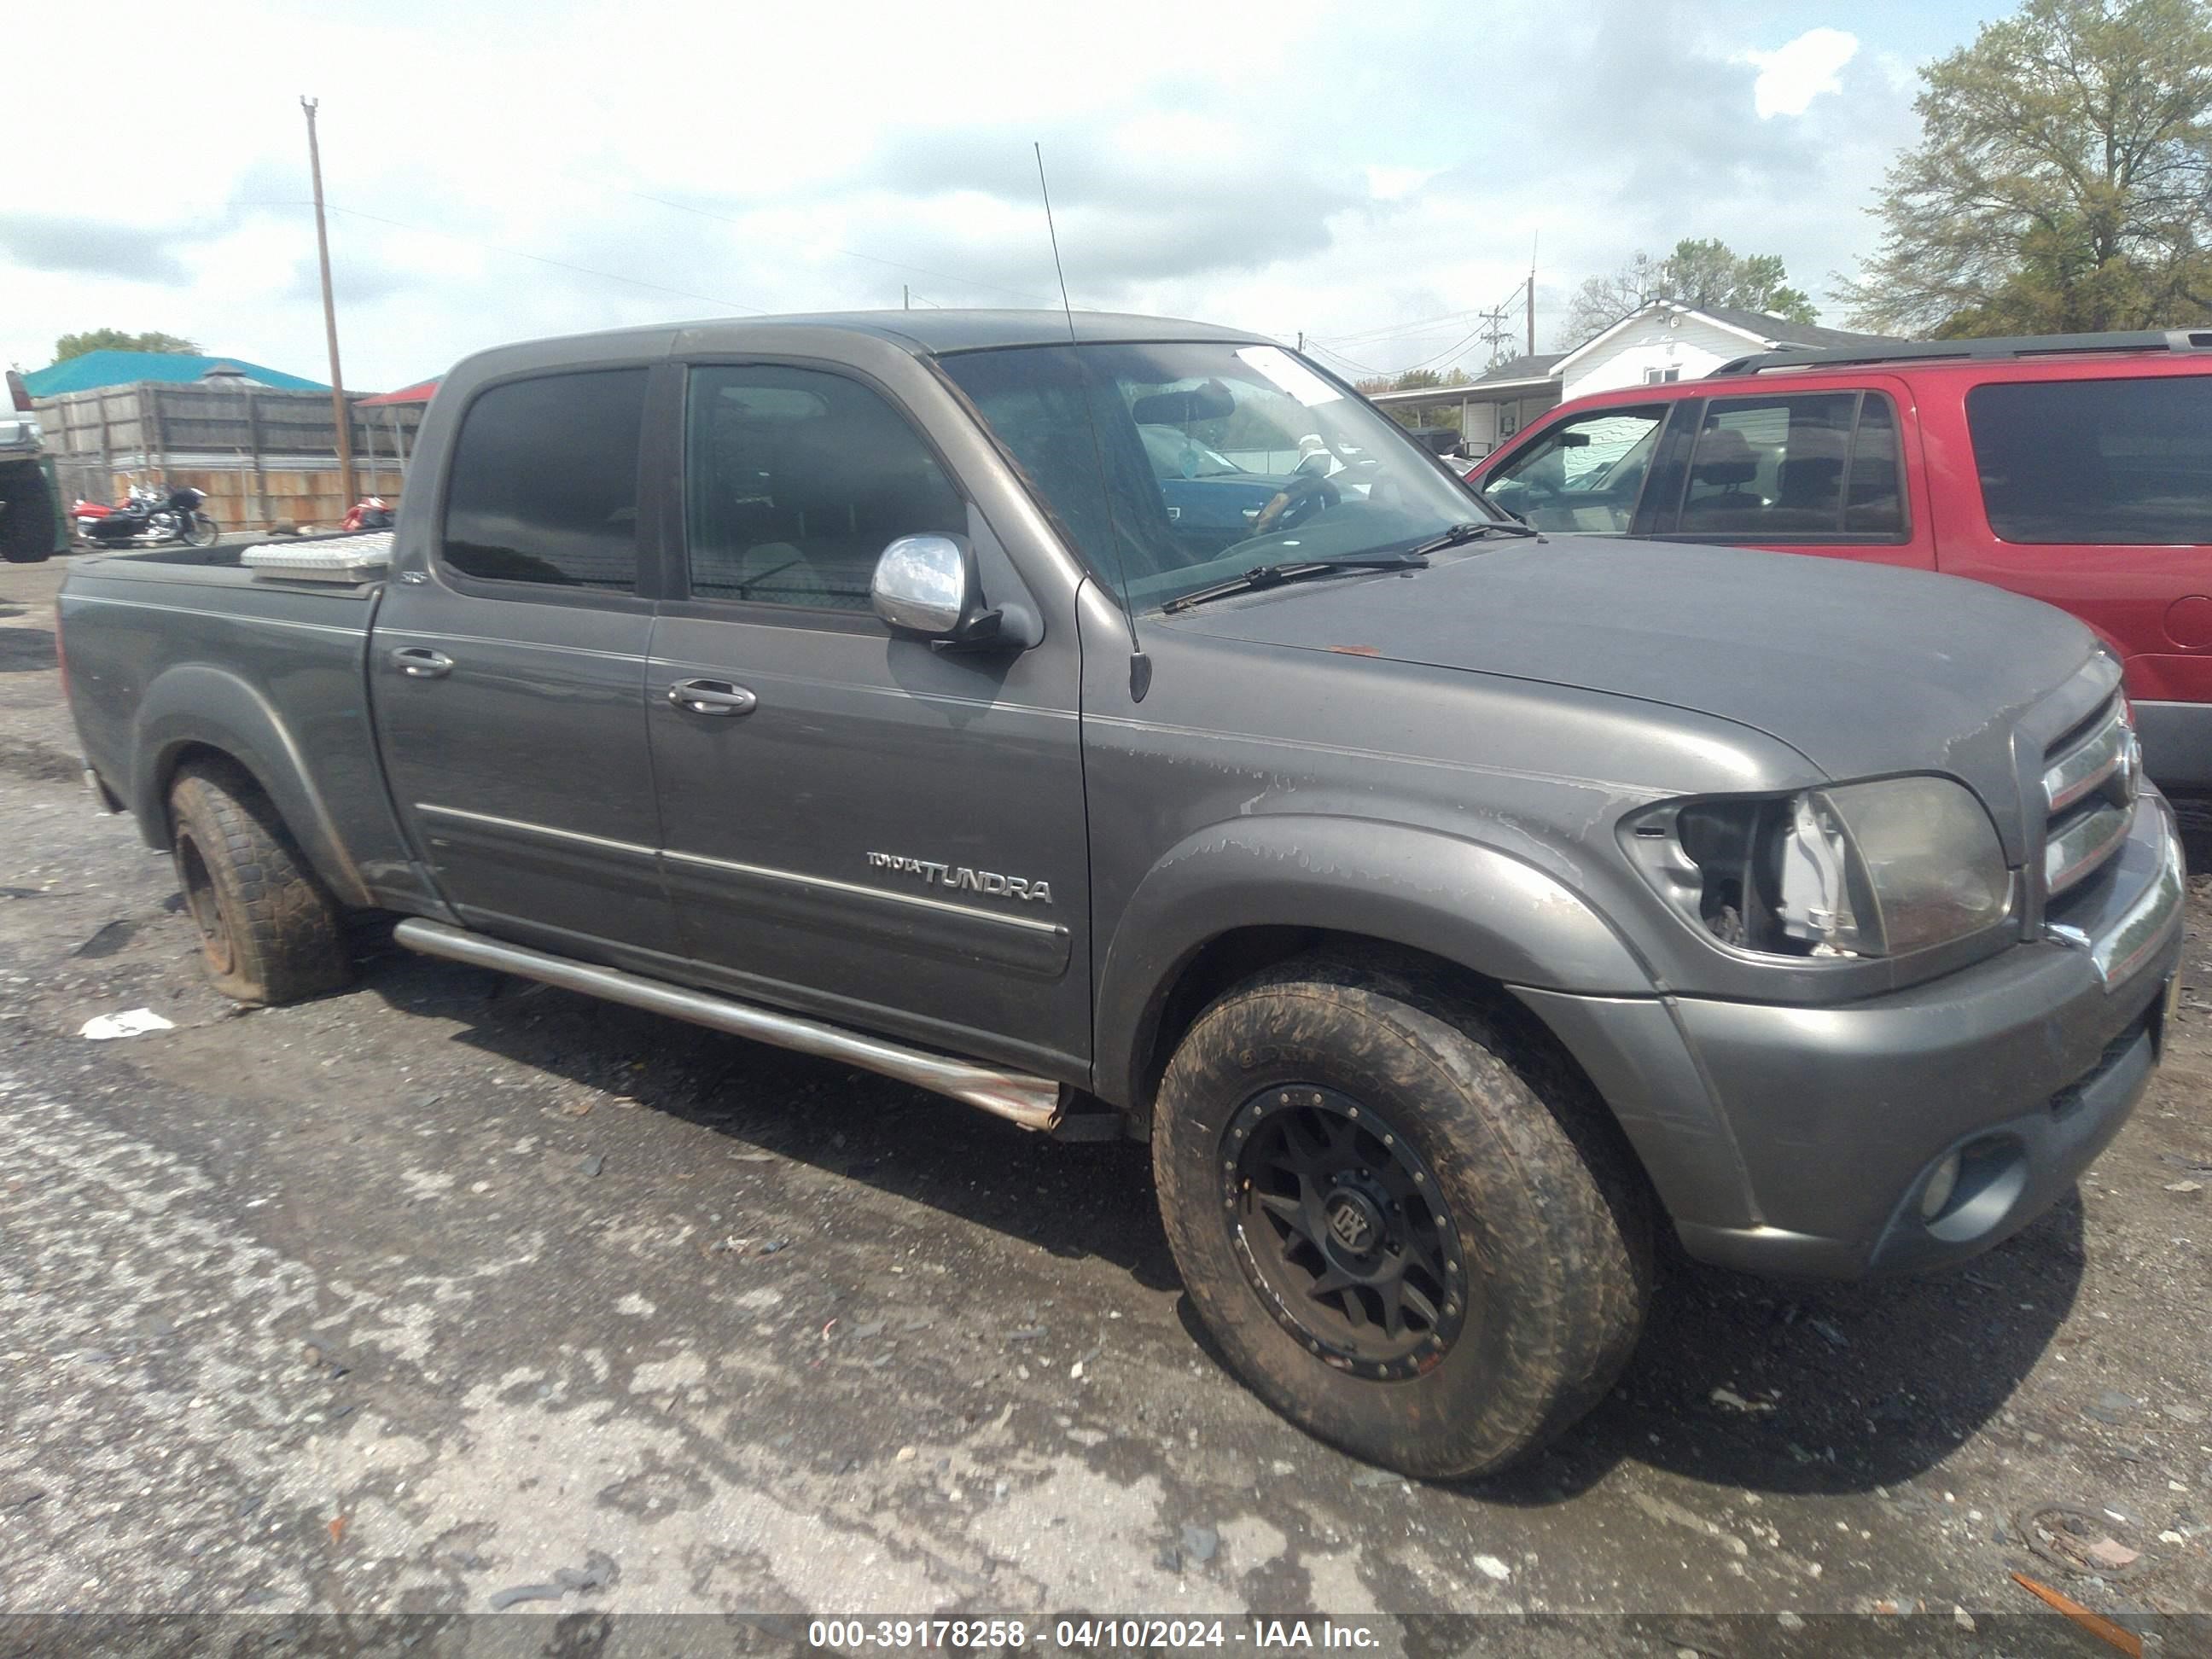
top-left (1519, 792), bottom-right (2186, 1279)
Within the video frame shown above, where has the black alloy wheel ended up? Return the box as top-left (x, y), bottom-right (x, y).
top-left (1222, 1082), bottom-right (1470, 1382)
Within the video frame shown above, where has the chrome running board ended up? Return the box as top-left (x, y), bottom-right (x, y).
top-left (392, 917), bottom-right (1068, 1131)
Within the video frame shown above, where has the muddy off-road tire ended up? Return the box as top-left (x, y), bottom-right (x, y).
top-left (1153, 955), bottom-right (1652, 1479)
top-left (167, 761), bottom-right (352, 1004)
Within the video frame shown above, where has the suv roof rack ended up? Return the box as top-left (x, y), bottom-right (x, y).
top-left (1713, 328), bottom-right (2212, 377)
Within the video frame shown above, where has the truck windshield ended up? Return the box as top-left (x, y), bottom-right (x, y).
top-left (938, 341), bottom-right (1500, 611)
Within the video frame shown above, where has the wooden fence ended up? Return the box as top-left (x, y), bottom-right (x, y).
top-left (35, 380), bottom-right (425, 533)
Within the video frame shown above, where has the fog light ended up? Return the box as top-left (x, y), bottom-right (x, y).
top-left (1919, 1151), bottom-right (1963, 1220)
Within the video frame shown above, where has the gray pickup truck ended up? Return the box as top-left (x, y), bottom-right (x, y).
top-left (58, 312), bottom-right (2186, 1477)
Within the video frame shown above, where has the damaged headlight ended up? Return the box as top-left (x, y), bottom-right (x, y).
top-left (1628, 777), bottom-right (2014, 959)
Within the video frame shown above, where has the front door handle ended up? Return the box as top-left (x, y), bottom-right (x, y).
top-left (391, 647), bottom-right (454, 679)
top-left (667, 678), bottom-right (758, 717)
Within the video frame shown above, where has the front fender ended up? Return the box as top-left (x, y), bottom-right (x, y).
top-left (130, 662), bottom-right (373, 909)
top-left (1093, 814), bottom-right (1655, 1107)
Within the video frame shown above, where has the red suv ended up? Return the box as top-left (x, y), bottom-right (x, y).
top-left (1463, 331), bottom-right (2212, 788)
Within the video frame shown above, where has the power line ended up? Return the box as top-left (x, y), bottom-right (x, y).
top-left (1397, 323), bottom-right (1492, 373)
top-left (1328, 276), bottom-right (1536, 380)
top-left (1302, 340), bottom-right (1392, 376)
top-left (1308, 306), bottom-right (1488, 348)
top-left (301, 201), bottom-right (771, 313)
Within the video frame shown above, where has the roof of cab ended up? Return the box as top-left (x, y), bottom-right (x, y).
top-left (762, 309), bottom-right (1271, 353)
top-left (469, 309), bottom-right (1271, 367)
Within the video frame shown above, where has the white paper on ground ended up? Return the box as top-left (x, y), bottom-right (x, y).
top-left (80, 1008), bottom-right (176, 1040)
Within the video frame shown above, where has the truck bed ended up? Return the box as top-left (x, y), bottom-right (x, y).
top-left (57, 545), bottom-right (422, 913)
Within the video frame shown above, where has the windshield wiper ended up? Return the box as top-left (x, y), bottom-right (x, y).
top-left (1161, 553), bottom-right (1427, 614)
top-left (1409, 519), bottom-right (1538, 556)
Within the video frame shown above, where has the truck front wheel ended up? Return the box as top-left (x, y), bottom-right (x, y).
top-left (167, 761), bottom-right (352, 1004)
top-left (1153, 955), bottom-right (1651, 1478)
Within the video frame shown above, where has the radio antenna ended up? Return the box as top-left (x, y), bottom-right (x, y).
top-left (1035, 142), bottom-right (1150, 701)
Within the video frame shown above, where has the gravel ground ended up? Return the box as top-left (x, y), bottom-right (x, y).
top-left (3, 553), bottom-right (2209, 1644)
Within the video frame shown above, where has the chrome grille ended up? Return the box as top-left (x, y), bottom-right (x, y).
top-left (2040, 697), bottom-right (2139, 902)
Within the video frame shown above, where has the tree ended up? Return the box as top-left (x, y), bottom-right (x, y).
top-left (54, 329), bottom-right (201, 362)
top-left (1561, 239), bottom-right (1817, 347)
top-left (1391, 368), bottom-right (1444, 390)
top-left (1838, 0), bottom-right (2212, 336)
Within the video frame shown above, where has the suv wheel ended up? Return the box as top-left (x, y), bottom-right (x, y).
top-left (1153, 954), bottom-right (1651, 1478)
top-left (168, 760), bottom-right (352, 1004)
top-left (2, 471), bottom-right (58, 563)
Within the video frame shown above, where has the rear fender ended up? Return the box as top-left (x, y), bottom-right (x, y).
top-left (129, 662), bottom-right (372, 909)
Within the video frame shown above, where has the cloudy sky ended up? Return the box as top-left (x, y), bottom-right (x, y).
top-left (3, 0), bottom-right (2000, 391)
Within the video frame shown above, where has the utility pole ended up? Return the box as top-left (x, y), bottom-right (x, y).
top-left (301, 96), bottom-right (356, 506)
top-left (1527, 230), bottom-right (1539, 358)
top-left (1477, 303), bottom-right (1514, 368)
top-left (1296, 331), bottom-right (1304, 352)
top-left (903, 284), bottom-right (910, 311)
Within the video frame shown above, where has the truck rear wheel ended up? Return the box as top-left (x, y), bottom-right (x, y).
top-left (167, 761), bottom-right (352, 1004)
top-left (1152, 954), bottom-right (1651, 1478)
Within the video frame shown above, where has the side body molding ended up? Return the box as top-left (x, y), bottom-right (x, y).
top-left (128, 662), bottom-right (375, 911)
top-left (1091, 814), bottom-right (1656, 1109)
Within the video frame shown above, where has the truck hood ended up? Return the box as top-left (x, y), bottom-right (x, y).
top-left (1166, 535), bottom-right (2104, 812)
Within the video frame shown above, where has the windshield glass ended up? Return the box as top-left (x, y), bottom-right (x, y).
top-left (938, 341), bottom-right (1499, 610)
top-left (1138, 424), bottom-right (1244, 478)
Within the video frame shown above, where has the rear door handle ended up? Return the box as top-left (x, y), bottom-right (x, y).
top-left (667, 678), bottom-right (758, 717)
top-left (391, 647), bottom-right (454, 679)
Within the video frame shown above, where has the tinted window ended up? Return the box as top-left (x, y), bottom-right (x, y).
top-left (1968, 376), bottom-right (2212, 544)
top-left (1481, 406), bottom-right (1666, 534)
top-left (1844, 393), bottom-right (1904, 534)
top-left (1677, 392), bottom-right (1904, 539)
top-left (442, 369), bottom-right (649, 590)
top-left (685, 365), bottom-right (964, 610)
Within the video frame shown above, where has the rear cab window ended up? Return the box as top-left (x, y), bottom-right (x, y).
top-left (440, 369), bottom-right (651, 591)
top-left (1967, 375), bottom-right (2212, 544)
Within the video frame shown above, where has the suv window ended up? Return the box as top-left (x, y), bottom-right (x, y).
top-left (442, 369), bottom-right (649, 591)
top-left (685, 364), bottom-right (965, 610)
top-left (1968, 376), bottom-right (2212, 544)
top-left (1679, 391), bottom-right (1903, 539)
top-left (1482, 405), bottom-right (1666, 534)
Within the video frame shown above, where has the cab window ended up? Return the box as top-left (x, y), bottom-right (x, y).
top-left (441, 369), bottom-right (649, 591)
top-left (684, 365), bottom-right (965, 611)
top-left (1481, 406), bottom-right (1666, 534)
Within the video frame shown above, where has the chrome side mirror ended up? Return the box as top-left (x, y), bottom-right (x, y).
top-left (871, 533), bottom-right (1033, 652)
top-left (870, 534), bottom-right (974, 637)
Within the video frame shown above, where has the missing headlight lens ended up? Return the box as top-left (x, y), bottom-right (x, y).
top-left (1632, 777), bottom-right (2012, 960)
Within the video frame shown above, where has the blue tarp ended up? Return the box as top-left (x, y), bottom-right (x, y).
top-left (23, 352), bottom-right (328, 397)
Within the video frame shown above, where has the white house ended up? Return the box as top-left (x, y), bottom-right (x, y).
top-left (1365, 301), bottom-right (1902, 456)
top-left (1549, 300), bottom-right (1900, 399)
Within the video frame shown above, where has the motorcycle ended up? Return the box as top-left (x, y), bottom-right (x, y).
top-left (341, 494), bottom-right (394, 531)
top-left (76, 483), bottom-right (218, 549)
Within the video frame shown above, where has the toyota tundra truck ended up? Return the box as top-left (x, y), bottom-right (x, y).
top-left (56, 312), bottom-right (2187, 1478)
